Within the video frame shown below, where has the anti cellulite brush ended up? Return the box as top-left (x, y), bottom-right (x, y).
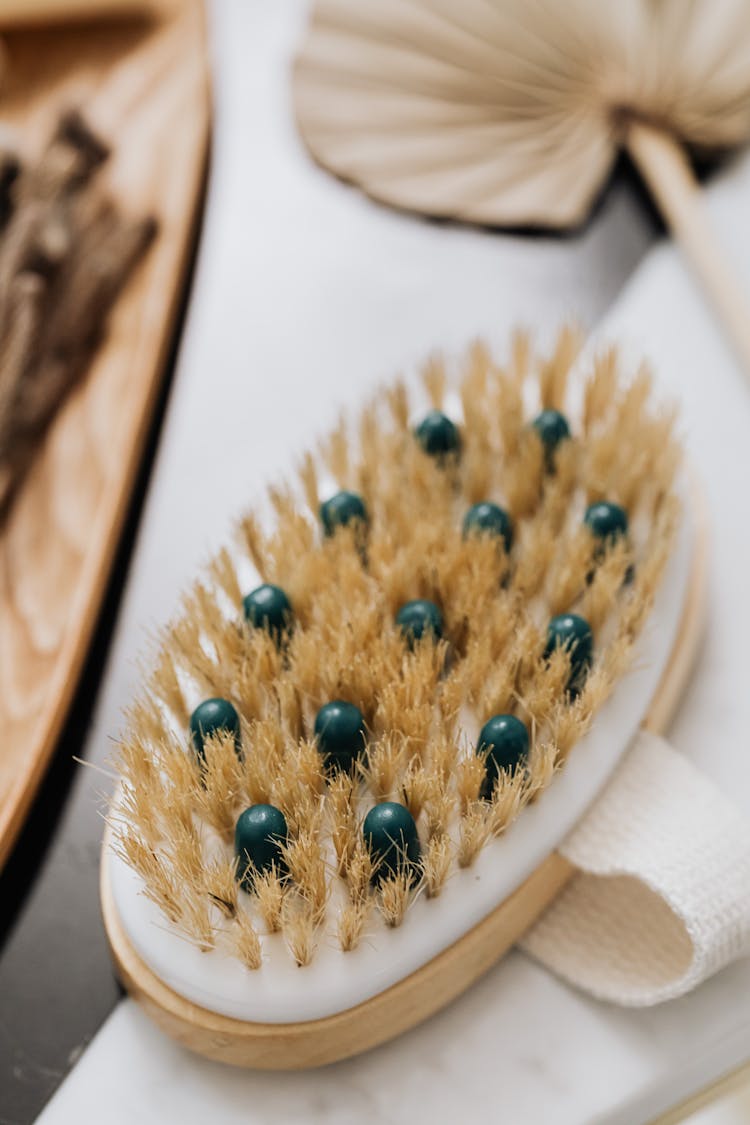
top-left (101, 330), bottom-right (705, 1068)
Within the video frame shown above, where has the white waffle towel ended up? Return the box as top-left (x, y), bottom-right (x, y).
top-left (522, 729), bottom-right (750, 1004)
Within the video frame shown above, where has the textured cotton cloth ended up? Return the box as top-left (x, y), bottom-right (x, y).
top-left (522, 730), bottom-right (750, 1005)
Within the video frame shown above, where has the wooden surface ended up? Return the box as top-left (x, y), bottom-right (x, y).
top-left (102, 481), bottom-right (709, 1069)
top-left (0, 2), bottom-right (210, 868)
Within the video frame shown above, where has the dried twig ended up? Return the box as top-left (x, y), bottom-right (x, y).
top-left (0, 109), bottom-right (156, 516)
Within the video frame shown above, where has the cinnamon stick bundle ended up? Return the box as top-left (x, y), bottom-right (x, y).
top-left (0, 109), bottom-right (156, 516)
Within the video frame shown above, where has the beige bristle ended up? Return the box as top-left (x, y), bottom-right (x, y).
top-left (241, 718), bottom-right (284, 806)
top-left (252, 869), bottom-right (286, 934)
top-left (208, 547), bottom-right (243, 611)
top-left (328, 771), bottom-right (358, 874)
top-left (238, 510), bottom-right (270, 578)
top-left (583, 347), bottom-right (618, 432)
top-left (196, 734), bottom-right (244, 841)
top-left (113, 334), bottom-right (682, 968)
top-left (421, 353), bottom-right (446, 408)
top-left (122, 823), bottom-right (213, 951)
top-left (274, 742), bottom-right (324, 834)
top-left (548, 697), bottom-right (590, 764)
top-left (386, 381), bottom-right (409, 431)
top-left (457, 804), bottom-right (491, 868)
top-left (373, 678), bottom-right (437, 752)
top-left (400, 760), bottom-right (432, 820)
top-left (455, 754), bottom-right (484, 814)
top-left (298, 451), bottom-right (320, 517)
top-left (488, 770), bottom-right (528, 836)
top-left (268, 482), bottom-right (297, 527)
top-left (116, 750), bottom-right (162, 849)
top-left (346, 842), bottom-right (375, 905)
top-left (282, 829), bottom-right (328, 926)
top-left (510, 328), bottom-right (530, 385)
top-left (493, 363), bottom-right (524, 459)
top-left (237, 632), bottom-right (284, 712)
top-left (579, 540), bottom-right (632, 632)
top-left (203, 856), bottom-right (239, 919)
top-left (477, 660), bottom-right (517, 721)
top-left (364, 732), bottom-right (408, 800)
top-left (576, 664), bottom-right (616, 725)
top-left (283, 898), bottom-right (318, 967)
top-left (126, 695), bottom-right (167, 748)
top-left (514, 618), bottom-right (547, 700)
top-left (526, 739), bottom-right (558, 797)
top-left (425, 732), bottom-right (457, 791)
top-left (169, 613), bottom-right (223, 698)
top-left (159, 748), bottom-right (197, 819)
top-left (322, 415), bottom-right (350, 486)
top-left (504, 429), bottom-right (544, 517)
top-left (151, 650), bottom-right (189, 727)
top-left (600, 632), bottom-right (636, 687)
top-left (512, 512), bottom-right (557, 599)
top-left (544, 439), bottom-right (580, 525)
top-left (538, 324), bottom-right (581, 409)
top-left (459, 341), bottom-right (490, 425)
top-left (178, 891), bottom-right (216, 952)
top-left (111, 830), bottom-right (182, 925)
top-left (338, 899), bottom-right (370, 952)
top-left (233, 910), bottom-right (262, 970)
top-left (547, 529), bottom-right (594, 615)
top-left (424, 788), bottom-right (455, 841)
top-left (166, 818), bottom-right (204, 887)
top-left (422, 833), bottom-right (452, 898)
top-left (460, 343), bottom-right (493, 503)
top-left (457, 637), bottom-right (497, 711)
top-left (378, 870), bottom-right (415, 927)
top-left (520, 647), bottom-right (571, 727)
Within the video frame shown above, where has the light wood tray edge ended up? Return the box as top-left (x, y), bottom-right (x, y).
top-left (0, 3), bottom-right (211, 868)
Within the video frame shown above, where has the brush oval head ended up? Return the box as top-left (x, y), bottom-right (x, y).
top-left (104, 330), bottom-right (699, 1067)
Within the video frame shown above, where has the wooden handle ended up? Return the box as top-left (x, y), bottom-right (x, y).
top-left (625, 119), bottom-right (750, 386)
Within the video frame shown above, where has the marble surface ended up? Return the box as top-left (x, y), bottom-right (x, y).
top-left (32, 0), bottom-right (750, 1122)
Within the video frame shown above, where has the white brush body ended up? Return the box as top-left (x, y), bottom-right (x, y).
top-left (107, 483), bottom-right (694, 1025)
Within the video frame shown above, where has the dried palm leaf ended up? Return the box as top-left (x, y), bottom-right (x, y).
top-left (294, 0), bottom-right (750, 380)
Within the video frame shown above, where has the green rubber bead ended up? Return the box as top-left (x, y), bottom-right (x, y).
top-left (414, 410), bottom-right (460, 457)
top-left (477, 714), bottom-right (529, 796)
top-left (545, 613), bottom-right (593, 694)
top-left (243, 583), bottom-right (292, 636)
top-left (396, 599), bottom-right (443, 644)
top-left (584, 501), bottom-right (628, 543)
top-left (189, 698), bottom-right (241, 763)
top-left (532, 409), bottom-right (570, 469)
top-left (320, 491), bottom-right (368, 537)
top-left (314, 700), bottom-right (366, 771)
top-left (234, 804), bottom-right (288, 889)
top-left (363, 801), bottom-right (422, 884)
top-left (463, 502), bottom-right (514, 552)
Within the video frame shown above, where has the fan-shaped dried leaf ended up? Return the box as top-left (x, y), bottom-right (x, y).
top-left (294, 0), bottom-right (750, 226)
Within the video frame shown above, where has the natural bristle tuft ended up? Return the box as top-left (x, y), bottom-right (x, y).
top-left (112, 332), bottom-right (681, 968)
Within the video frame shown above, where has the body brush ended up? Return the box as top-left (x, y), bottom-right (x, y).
top-left (102, 332), bottom-right (705, 1066)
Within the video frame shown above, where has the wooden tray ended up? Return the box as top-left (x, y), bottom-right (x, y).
top-left (0, 0), bottom-right (210, 867)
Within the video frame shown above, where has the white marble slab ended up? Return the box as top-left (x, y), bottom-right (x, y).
top-left (36, 0), bottom-right (750, 1121)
